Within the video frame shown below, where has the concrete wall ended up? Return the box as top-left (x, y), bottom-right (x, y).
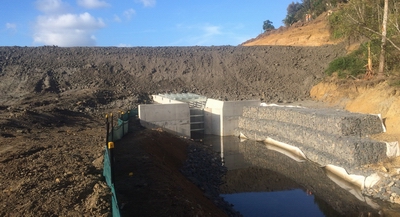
top-left (138, 103), bottom-right (190, 137)
top-left (141, 97), bottom-right (259, 137)
top-left (204, 99), bottom-right (260, 136)
top-left (222, 101), bottom-right (260, 136)
top-left (204, 99), bottom-right (224, 135)
top-left (152, 95), bottom-right (185, 104)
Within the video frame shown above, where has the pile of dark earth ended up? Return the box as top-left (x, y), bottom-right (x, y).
top-left (0, 45), bottom-right (347, 216)
top-left (0, 45), bottom-right (345, 111)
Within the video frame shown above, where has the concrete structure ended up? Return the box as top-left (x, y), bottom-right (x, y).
top-left (204, 99), bottom-right (260, 136)
top-left (138, 93), bottom-right (260, 138)
top-left (138, 103), bottom-right (191, 137)
top-left (150, 93), bottom-right (207, 138)
top-left (152, 95), bottom-right (185, 104)
top-left (153, 93), bottom-right (207, 107)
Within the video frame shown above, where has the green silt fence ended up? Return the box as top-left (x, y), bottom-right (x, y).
top-left (102, 108), bottom-right (138, 217)
top-left (103, 146), bottom-right (120, 217)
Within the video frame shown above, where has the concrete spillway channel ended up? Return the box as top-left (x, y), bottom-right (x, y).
top-left (235, 104), bottom-right (399, 193)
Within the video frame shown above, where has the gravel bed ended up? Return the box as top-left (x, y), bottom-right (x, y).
top-left (181, 143), bottom-right (242, 217)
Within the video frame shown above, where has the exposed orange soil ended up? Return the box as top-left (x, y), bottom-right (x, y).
top-left (310, 79), bottom-right (400, 142)
top-left (242, 12), bottom-right (342, 46)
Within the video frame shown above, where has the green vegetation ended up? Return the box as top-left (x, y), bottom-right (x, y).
top-left (328, 1), bottom-right (381, 41)
top-left (283, 2), bottom-right (303, 26)
top-left (389, 79), bottom-right (400, 86)
top-left (263, 20), bottom-right (275, 32)
top-left (327, 10), bottom-right (348, 39)
top-left (325, 38), bottom-right (400, 78)
top-left (325, 42), bottom-right (372, 77)
top-left (269, 0), bottom-right (400, 77)
top-left (327, 0), bottom-right (400, 76)
top-left (283, 0), bottom-right (348, 27)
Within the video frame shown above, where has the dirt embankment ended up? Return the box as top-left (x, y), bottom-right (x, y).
top-left (0, 45), bottom-right (345, 216)
top-left (311, 79), bottom-right (400, 139)
top-left (242, 12), bottom-right (342, 47)
top-left (0, 46), bottom-right (345, 109)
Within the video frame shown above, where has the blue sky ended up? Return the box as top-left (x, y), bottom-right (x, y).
top-left (1, 0), bottom-right (295, 47)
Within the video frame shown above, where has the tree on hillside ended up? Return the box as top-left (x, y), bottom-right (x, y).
top-left (302, 0), bottom-right (322, 17)
top-left (329, 0), bottom-right (349, 6)
top-left (329, 0), bottom-right (400, 75)
top-left (283, 0), bottom-right (348, 27)
top-left (283, 2), bottom-right (303, 26)
top-left (263, 20), bottom-right (275, 31)
top-left (378, 0), bottom-right (389, 75)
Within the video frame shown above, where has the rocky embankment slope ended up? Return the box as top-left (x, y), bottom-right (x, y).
top-left (0, 45), bottom-right (345, 110)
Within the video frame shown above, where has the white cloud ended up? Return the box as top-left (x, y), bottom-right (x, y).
top-left (114, 9), bottom-right (135, 22)
top-left (33, 0), bottom-right (106, 46)
top-left (77, 0), bottom-right (110, 9)
top-left (123, 8), bottom-right (136, 20)
top-left (172, 23), bottom-right (246, 46)
top-left (33, 12), bottom-right (106, 46)
top-left (114, 15), bottom-right (122, 22)
top-left (195, 24), bottom-right (222, 45)
top-left (202, 25), bottom-right (222, 37)
top-left (6, 23), bottom-right (17, 31)
top-left (35, 0), bottom-right (70, 14)
top-left (174, 23), bottom-right (223, 45)
top-left (135, 0), bottom-right (156, 7)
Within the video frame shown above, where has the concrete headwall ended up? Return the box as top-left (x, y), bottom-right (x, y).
top-left (152, 95), bottom-right (185, 104)
top-left (139, 98), bottom-right (259, 137)
top-left (222, 101), bottom-right (261, 135)
top-left (204, 100), bottom-right (260, 136)
top-left (204, 99), bottom-right (224, 135)
top-left (138, 103), bottom-right (190, 137)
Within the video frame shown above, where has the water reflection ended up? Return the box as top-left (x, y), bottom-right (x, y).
top-left (202, 135), bottom-right (383, 217)
top-left (222, 190), bottom-right (325, 217)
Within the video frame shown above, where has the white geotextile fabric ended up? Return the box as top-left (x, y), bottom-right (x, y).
top-left (369, 114), bottom-right (400, 158)
top-left (240, 131), bottom-right (382, 208)
top-left (324, 164), bottom-right (365, 200)
top-left (239, 132), bottom-right (307, 162)
top-left (386, 141), bottom-right (400, 157)
top-left (264, 137), bottom-right (307, 162)
top-left (373, 113), bottom-right (387, 133)
top-left (364, 173), bottom-right (381, 189)
top-left (260, 103), bottom-right (305, 108)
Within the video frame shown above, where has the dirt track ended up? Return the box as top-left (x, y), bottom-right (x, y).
top-left (0, 45), bottom-right (346, 216)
